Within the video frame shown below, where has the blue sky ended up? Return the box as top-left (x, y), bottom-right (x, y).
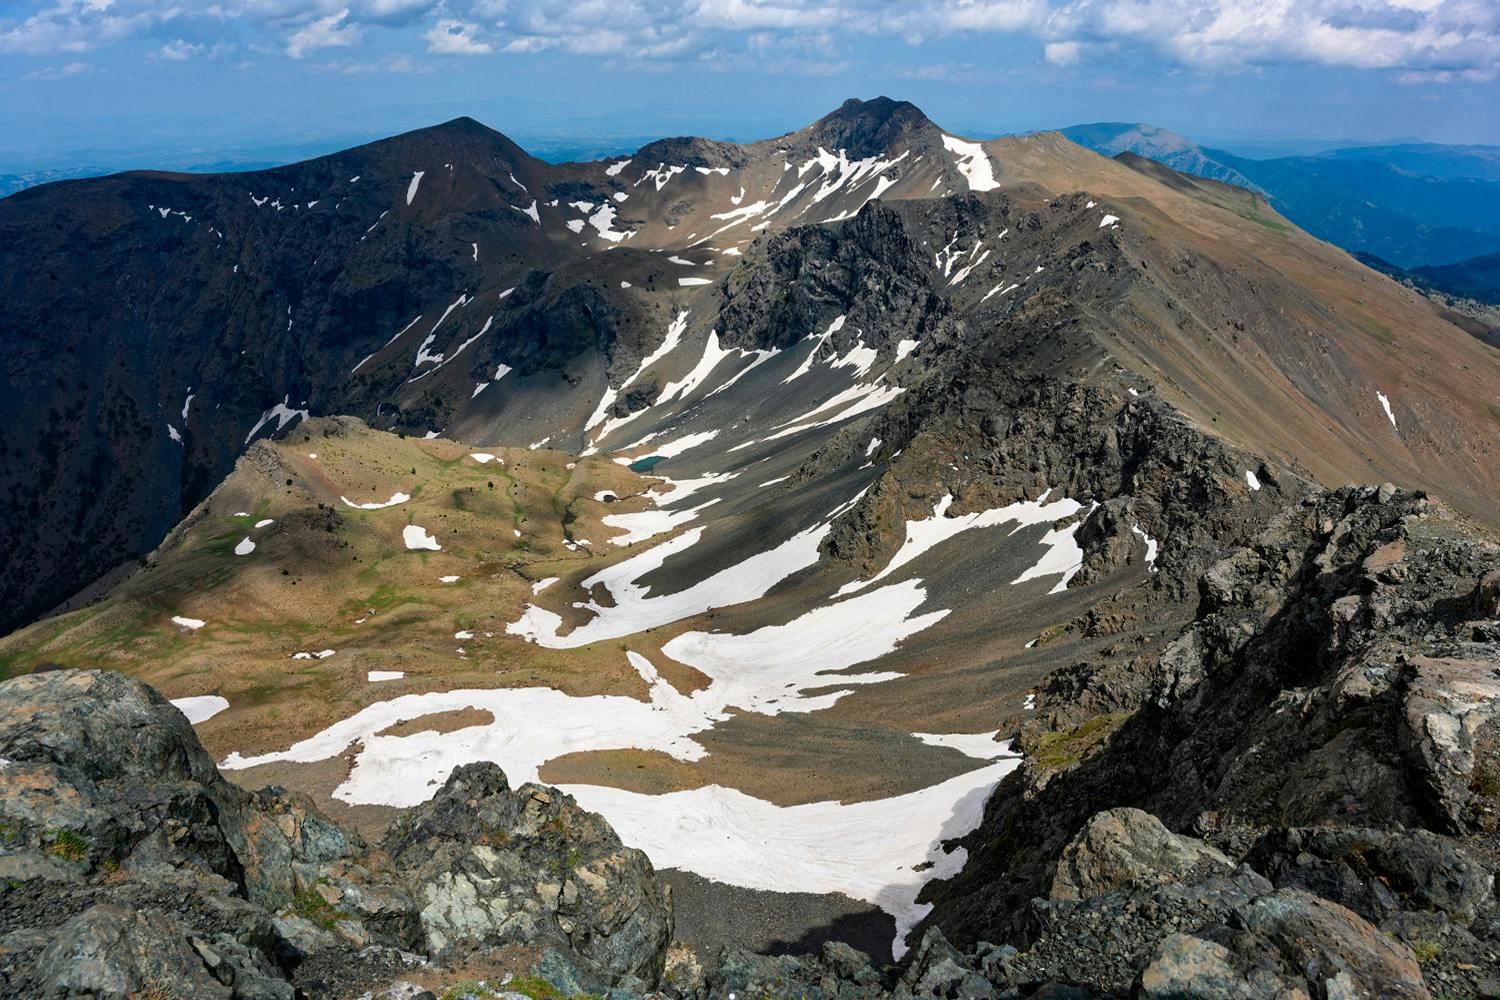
top-left (2, 0), bottom-right (1498, 173)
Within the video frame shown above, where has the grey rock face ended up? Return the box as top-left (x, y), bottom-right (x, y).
top-left (0, 670), bottom-right (331, 906)
top-left (1138, 933), bottom-right (1304, 1000)
top-left (1050, 808), bottom-right (1236, 901)
top-left (1248, 826), bottom-right (1494, 925)
top-left (382, 761), bottom-right (674, 984)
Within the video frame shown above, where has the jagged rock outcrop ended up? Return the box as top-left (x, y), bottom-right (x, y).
top-left (0, 670), bottom-right (673, 999)
top-left (382, 761), bottom-right (672, 983)
top-left (1048, 808), bottom-right (1236, 901)
top-left (913, 485), bottom-right (1500, 998)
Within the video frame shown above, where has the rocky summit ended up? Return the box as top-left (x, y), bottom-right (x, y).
top-left (0, 96), bottom-right (1497, 999)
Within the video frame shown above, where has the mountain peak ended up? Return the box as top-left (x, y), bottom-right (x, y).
top-left (350, 115), bottom-right (529, 165)
top-left (804, 96), bottom-right (937, 158)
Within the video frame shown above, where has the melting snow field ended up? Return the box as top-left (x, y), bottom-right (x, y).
top-left (224, 571), bottom-right (1016, 955)
top-left (222, 472), bottom-right (1101, 957)
top-left (171, 695), bottom-right (228, 725)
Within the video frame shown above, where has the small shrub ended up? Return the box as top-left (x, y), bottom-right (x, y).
top-left (288, 881), bottom-right (347, 930)
top-left (1410, 940), bottom-right (1442, 965)
top-left (505, 978), bottom-right (565, 1000)
top-left (44, 829), bottom-right (88, 862)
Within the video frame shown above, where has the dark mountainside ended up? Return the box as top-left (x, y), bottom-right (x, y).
top-left (4, 101), bottom-right (1498, 637)
top-left (1413, 252), bottom-right (1500, 306)
top-left (0, 99), bottom-right (1498, 999)
top-left (1356, 249), bottom-right (1500, 310)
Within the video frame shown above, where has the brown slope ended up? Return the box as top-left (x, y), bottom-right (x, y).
top-left (982, 131), bottom-right (1500, 527)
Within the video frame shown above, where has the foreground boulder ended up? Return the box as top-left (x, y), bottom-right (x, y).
top-left (1049, 808), bottom-right (1236, 901)
top-left (382, 761), bottom-right (673, 984)
top-left (0, 669), bottom-right (673, 998)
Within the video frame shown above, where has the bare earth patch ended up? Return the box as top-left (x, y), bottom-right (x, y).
top-left (376, 707), bottom-right (497, 738)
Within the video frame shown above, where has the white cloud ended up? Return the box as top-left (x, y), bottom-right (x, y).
top-left (1398, 66), bottom-right (1497, 84)
top-left (0, 1), bottom-right (162, 55)
top-left (316, 51), bottom-right (420, 72)
top-left (693, 0), bottom-right (837, 29)
top-left (159, 38), bottom-right (204, 60)
top-left (20, 60), bottom-right (93, 80)
top-left (425, 17), bottom-right (491, 53)
top-left (502, 35), bottom-right (558, 52)
top-left (1044, 39), bottom-right (1080, 65)
top-left (285, 7), bottom-right (361, 58)
top-left (0, 0), bottom-right (1493, 80)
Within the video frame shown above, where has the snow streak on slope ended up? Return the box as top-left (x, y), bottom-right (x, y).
top-left (941, 135), bottom-right (999, 192)
top-left (836, 492), bottom-right (1085, 595)
top-left (584, 310), bottom-right (690, 446)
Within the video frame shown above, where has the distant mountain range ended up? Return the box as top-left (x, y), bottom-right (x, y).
top-left (1061, 122), bottom-right (1500, 299)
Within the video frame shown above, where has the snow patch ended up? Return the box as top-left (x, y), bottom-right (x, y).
top-left (171, 696), bottom-right (228, 725)
top-left (341, 492), bottom-right (410, 510)
top-left (244, 396), bottom-right (309, 444)
top-left (403, 525), bottom-right (441, 551)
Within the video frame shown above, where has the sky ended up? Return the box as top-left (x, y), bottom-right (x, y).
top-left (2, 0), bottom-right (1498, 174)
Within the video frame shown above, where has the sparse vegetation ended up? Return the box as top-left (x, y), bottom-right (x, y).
top-left (288, 880), bottom-right (348, 930)
top-left (1409, 939), bottom-right (1442, 965)
top-left (44, 829), bottom-right (88, 862)
top-left (1026, 712), bottom-right (1132, 771)
top-left (499, 975), bottom-right (601, 1000)
top-left (129, 981), bottom-right (176, 1000)
top-left (1032, 623), bottom-right (1067, 647)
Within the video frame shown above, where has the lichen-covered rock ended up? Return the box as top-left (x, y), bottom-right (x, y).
top-left (703, 940), bottom-right (886, 1000)
top-left (0, 670), bottom-right (345, 907)
top-left (1398, 655), bottom-right (1500, 833)
top-left (1050, 808), bottom-right (1236, 901)
top-left (382, 761), bottom-right (673, 985)
top-left (1248, 826), bottom-right (1494, 925)
top-left (897, 928), bottom-right (994, 999)
top-left (1138, 933), bottom-right (1308, 1000)
top-left (32, 903), bottom-right (294, 1000)
top-left (1217, 888), bottom-right (1431, 1000)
